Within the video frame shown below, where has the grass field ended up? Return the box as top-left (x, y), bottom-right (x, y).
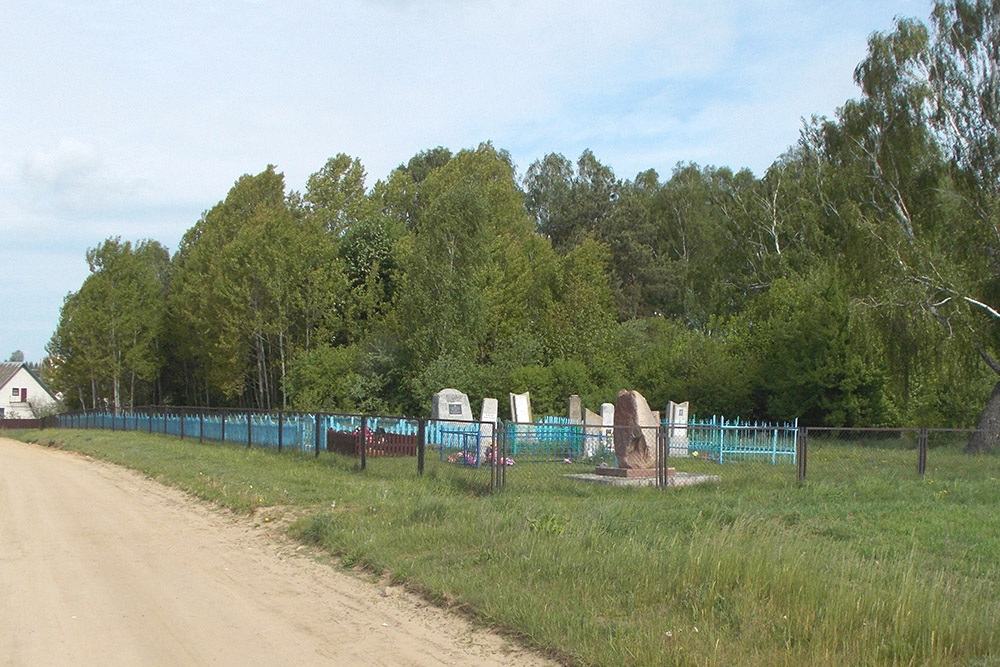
top-left (8, 428), bottom-right (1000, 666)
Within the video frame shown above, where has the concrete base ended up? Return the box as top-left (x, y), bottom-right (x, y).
top-left (593, 466), bottom-right (671, 478)
top-left (568, 471), bottom-right (720, 488)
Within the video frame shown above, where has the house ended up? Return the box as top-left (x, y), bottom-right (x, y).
top-left (0, 362), bottom-right (58, 419)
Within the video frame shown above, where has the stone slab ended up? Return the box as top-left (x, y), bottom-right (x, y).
top-left (509, 391), bottom-right (531, 424)
top-left (593, 466), bottom-right (672, 478)
top-left (566, 472), bottom-right (721, 488)
top-left (567, 394), bottom-right (582, 423)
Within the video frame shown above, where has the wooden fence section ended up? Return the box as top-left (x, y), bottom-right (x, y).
top-left (327, 429), bottom-right (419, 458)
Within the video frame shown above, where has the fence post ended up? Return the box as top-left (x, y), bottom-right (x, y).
top-left (221, 411), bottom-right (226, 442)
top-left (797, 429), bottom-right (808, 482)
top-left (278, 411), bottom-right (284, 453)
top-left (501, 421), bottom-right (507, 489)
top-left (417, 419), bottom-right (426, 476)
top-left (918, 428), bottom-right (928, 476)
top-left (361, 415), bottom-right (368, 470)
top-left (162, 407), bottom-right (167, 435)
top-left (314, 413), bottom-right (321, 458)
top-left (657, 425), bottom-right (669, 488)
top-left (199, 411), bottom-right (204, 443)
top-left (180, 408), bottom-right (185, 439)
top-left (247, 411), bottom-right (252, 449)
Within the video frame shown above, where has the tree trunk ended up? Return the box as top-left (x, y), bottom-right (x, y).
top-left (967, 379), bottom-right (1000, 453)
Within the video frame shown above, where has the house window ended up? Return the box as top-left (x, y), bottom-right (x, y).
top-left (10, 388), bottom-right (17, 398)
top-left (10, 388), bottom-right (26, 403)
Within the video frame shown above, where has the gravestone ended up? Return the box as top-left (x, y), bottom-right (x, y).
top-left (612, 389), bottom-right (659, 471)
top-left (431, 388), bottom-right (473, 422)
top-left (567, 395), bottom-right (582, 423)
top-left (509, 391), bottom-right (532, 424)
top-left (665, 400), bottom-right (690, 457)
top-left (600, 402), bottom-right (615, 451)
top-left (479, 397), bottom-right (498, 464)
top-left (583, 407), bottom-right (602, 458)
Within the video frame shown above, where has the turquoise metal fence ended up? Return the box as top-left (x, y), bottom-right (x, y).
top-left (54, 409), bottom-right (797, 467)
top-left (680, 415), bottom-right (798, 465)
top-left (504, 418), bottom-right (613, 463)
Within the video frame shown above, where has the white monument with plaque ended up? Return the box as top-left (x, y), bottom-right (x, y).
top-left (431, 388), bottom-right (473, 422)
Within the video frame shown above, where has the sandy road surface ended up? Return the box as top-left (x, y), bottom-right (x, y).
top-left (0, 437), bottom-right (556, 666)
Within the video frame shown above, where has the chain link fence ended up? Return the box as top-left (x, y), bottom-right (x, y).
top-left (803, 428), bottom-right (1000, 483)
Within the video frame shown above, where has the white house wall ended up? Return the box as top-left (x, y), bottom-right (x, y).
top-left (1, 366), bottom-right (57, 419)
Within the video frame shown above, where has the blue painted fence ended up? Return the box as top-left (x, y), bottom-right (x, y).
top-left (56, 410), bottom-right (797, 466)
top-left (680, 415), bottom-right (798, 464)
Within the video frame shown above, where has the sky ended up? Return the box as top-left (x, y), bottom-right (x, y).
top-left (1, 0), bottom-right (933, 363)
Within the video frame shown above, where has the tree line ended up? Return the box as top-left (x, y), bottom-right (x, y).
top-left (46, 1), bottom-right (1000, 441)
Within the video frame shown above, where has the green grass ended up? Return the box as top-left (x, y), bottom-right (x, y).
top-left (8, 428), bottom-right (1000, 666)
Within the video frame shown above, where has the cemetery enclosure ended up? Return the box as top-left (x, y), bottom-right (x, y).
top-left (46, 407), bottom-right (998, 491)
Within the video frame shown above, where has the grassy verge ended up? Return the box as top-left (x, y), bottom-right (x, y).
top-left (8, 428), bottom-right (1000, 666)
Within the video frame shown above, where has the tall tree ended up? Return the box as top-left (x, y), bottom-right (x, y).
top-left (48, 238), bottom-right (169, 410)
top-left (303, 154), bottom-right (374, 236)
top-left (168, 166), bottom-right (343, 409)
top-left (837, 1), bottom-right (1000, 447)
top-left (393, 143), bottom-right (540, 411)
top-left (524, 149), bottom-right (619, 251)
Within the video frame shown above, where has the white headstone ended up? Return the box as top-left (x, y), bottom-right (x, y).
top-left (431, 388), bottom-right (473, 422)
top-left (666, 400), bottom-right (690, 457)
top-left (509, 391), bottom-right (532, 424)
top-left (583, 407), bottom-right (602, 458)
top-left (479, 397), bottom-right (498, 465)
top-left (600, 402), bottom-right (615, 451)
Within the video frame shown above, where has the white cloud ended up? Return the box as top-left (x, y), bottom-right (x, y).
top-left (21, 139), bottom-right (148, 212)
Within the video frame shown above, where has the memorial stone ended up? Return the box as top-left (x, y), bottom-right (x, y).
top-left (666, 400), bottom-right (690, 457)
top-left (600, 402), bottom-right (615, 451)
top-left (509, 391), bottom-right (532, 424)
top-left (567, 395), bottom-right (582, 423)
top-left (613, 389), bottom-right (660, 469)
top-left (583, 407), bottom-right (602, 458)
top-left (431, 388), bottom-right (473, 422)
top-left (479, 397), bottom-right (498, 463)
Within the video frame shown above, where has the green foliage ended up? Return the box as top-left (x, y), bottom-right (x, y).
top-left (303, 153), bottom-right (374, 236)
top-left (283, 344), bottom-right (362, 413)
top-left (737, 269), bottom-right (892, 426)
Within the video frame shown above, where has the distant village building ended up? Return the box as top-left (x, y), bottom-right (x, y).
top-left (0, 362), bottom-right (58, 419)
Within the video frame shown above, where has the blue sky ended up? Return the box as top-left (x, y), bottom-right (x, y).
top-left (1, 0), bottom-right (932, 362)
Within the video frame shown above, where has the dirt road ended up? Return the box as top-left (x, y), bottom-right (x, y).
top-left (0, 437), bottom-right (555, 666)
